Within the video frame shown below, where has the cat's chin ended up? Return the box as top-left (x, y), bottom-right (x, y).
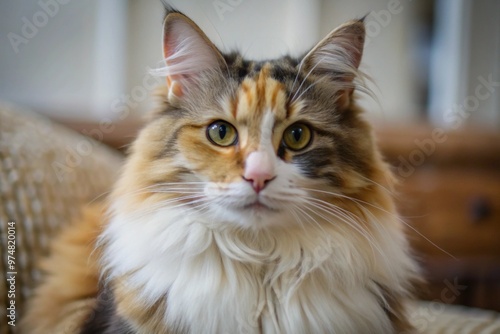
top-left (241, 199), bottom-right (278, 212)
top-left (216, 202), bottom-right (294, 230)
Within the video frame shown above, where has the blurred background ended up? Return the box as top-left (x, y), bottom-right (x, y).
top-left (1, 0), bottom-right (499, 125)
top-left (0, 0), bottom-right (499, 315)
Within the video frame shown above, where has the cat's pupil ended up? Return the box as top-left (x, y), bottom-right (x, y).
top-left (292, 128), bottom-right (302, 142)
top-left (219, 125), bottom-right (227, 139)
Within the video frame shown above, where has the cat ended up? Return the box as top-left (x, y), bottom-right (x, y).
top-left (21, 7), bottom-right (419, 334)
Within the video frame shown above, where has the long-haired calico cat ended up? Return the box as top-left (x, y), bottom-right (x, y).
top-left (22, 8), bottom-right (419, 334)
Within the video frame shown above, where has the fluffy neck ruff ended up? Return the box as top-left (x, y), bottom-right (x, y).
top-left (100, 200), bottom-right (417, 334)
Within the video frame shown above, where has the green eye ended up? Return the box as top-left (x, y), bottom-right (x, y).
top-left (282, 123), bottom-right (312, 151)
top-left (207, 121), bottom-right (238, 147)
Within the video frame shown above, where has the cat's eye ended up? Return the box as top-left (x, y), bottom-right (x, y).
top-left (207, 121), bottom-right (238, 147)
top-left (282, 123), bottom-right (312, 151)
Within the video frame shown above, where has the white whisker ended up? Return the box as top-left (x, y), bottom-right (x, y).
top-left (291, 57), bottom-right (323, 102)
top-left (293, 81), bottom-right (320, 104)
top-left (290, 58), bottom-right (305, 93)
top-left (289, 204), bottom-right (309, 233)
top-left (356, 174), bottom-right (395, 196)
top-left (302, 187), bottom-right (456, 259)
top-left (293, 204), bottom-right (328, 236)
top-left (302, 199), bottom-right (383, 260)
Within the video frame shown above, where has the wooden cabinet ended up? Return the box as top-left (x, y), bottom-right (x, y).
top-left (376, 125), bottom-right (500, 312)
top-left (397, 168), bottom-right (500, 256)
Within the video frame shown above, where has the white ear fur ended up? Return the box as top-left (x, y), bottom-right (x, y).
top-left (151, 13), bottom-right (225, 99)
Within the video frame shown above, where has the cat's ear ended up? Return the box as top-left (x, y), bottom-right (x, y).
top-left (158, 12), bottom-right (226, 101)
top-left (301, 19), bottom-right (365, 109)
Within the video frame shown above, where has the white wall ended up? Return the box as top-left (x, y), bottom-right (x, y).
top-left (320, 0), bottom-right (428, 123)
top-left (429, 0), bottom-right (500, 129)
top-left (0, 0), bottom-right (497, 127)
top-left (0, 0), bottom-right (127, 121)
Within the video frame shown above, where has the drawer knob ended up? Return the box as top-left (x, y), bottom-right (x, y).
top-left (470, 196), bottom-right (492, 223)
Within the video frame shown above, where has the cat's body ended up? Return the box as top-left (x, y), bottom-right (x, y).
top-left (22, 9), bottom-right (419, 334)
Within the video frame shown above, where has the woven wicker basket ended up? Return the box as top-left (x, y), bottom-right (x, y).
top-left (0, 104), bottom-right (122, 333)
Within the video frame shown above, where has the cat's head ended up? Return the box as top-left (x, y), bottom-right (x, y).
top-left (114, 10), bottom-right (390, 230)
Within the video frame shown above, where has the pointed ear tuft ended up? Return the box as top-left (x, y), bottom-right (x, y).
top-left (303, 19), bottom-right (365, 80)
top-left (301, 19), bottom-right (366, 109)
top-left (151, 12), bottom-right (226, 101)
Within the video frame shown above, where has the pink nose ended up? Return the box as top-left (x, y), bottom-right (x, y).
top-left (243, 151), bottom-right (276, 193)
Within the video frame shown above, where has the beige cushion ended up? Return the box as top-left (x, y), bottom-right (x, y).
top-left (409, 301), bottom-right (500, 333)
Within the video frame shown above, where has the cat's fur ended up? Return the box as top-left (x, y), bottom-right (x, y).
top-left (22, 8), bottom-right (419, 334)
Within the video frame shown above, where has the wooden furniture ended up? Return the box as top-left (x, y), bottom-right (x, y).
top-left (377, 125), bottom-right (500, 312)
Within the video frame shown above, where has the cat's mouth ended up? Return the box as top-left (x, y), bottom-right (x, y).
top-left (241, 199), bottom-right (278, 212)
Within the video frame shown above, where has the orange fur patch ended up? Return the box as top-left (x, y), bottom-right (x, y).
top-left (21, 205), bottom-right (105, 334)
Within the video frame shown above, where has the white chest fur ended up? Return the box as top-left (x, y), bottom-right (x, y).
top-left (102, 207), bottom-right (415, 334)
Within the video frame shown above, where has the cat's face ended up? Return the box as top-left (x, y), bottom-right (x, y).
top-left (116, 12), bottom-right (383, 230)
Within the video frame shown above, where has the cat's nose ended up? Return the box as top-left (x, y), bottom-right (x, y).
top-left (243, 151), bottom-right (276, 193)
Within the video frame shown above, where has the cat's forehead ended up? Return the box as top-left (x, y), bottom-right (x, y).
top-left (224, 53), bottom-right (300, 83)
top-left (229, 62), bottom-right (300, 125)
top-left (234, 64), bottom-right (284, 121)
